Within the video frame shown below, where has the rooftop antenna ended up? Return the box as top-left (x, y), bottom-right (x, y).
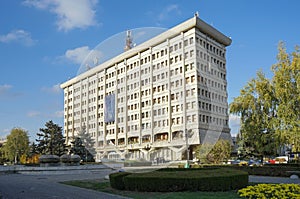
top-left (194, 11), bottom-right (199, 17)
top-left (93, 57), bottom-right (99, 66)
top-left (124, 30), bottom-right (133, 51)
top-left (85, 63), bottom-right (91, 71)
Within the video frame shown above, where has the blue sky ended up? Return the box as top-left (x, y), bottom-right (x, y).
top-left (0, 0), bottom-right (299, 140)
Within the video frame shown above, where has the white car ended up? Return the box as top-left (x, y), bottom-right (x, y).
top-left (274, 156), bottom-right (288, 164)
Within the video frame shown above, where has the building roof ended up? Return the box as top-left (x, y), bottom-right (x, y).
top-left (61, 15), bottom-right (231, 88)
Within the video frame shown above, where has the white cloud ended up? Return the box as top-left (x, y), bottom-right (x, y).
top-left (3, 129), bottom-right (10, 133)
top-left (0, 84), bottom-right (12, 95)
top-left (0, 129), bottom-right (10, 138)
top-left (41, 84), bottom-right (61, 94)
top-left (229, 114), bottom-right (240, 123)
top-left (27, 111), bottom-right (41, 117)
top-left (229, 114), bottom-right (241, 136)
top-left (0, 30), bottom-right (36, 46)
top-left (27, 110), bottom-right (63, 118)
top-left (65, 46), bottom-right (92, 64)
top-left (53, 111), bottom-right (64, 118)
top-left (23, 0), bottom-right (98, 32)
top-left (158, 4), bottom-right (181, 21)
top-left (64, 45), bottom-right (103, 70)
top-left (0, 84), bottom-right (23, 99)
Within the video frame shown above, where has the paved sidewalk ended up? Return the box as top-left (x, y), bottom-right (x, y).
top-left (0, 168), bottom-right (130, 199)
top-left (249, 175), bottom-right (300, 184)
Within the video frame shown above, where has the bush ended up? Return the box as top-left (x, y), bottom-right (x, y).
top-left (121, 168), bottom-right (248, 192)
top-left (109, 171), bottom-right (131, 190)
top-left (238, 184), bottom-right (300, 199)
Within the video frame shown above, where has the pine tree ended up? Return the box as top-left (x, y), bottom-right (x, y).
top-left (77, 126), bottom-right (96, 161)
top-left (70, 137), bottom-right (85, 157)
top-left (36, 120), bottom-right (67, 156)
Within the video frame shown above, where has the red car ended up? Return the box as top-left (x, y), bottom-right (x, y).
top-left (268, 159), bottom-right (276, 164)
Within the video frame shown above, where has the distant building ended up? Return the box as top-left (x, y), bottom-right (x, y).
top-left (61, 15), bottom-right (232, 162)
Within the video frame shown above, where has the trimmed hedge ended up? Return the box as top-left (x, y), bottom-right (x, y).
top-left (109, 168), bottom-right (248, 192)
top-left (109, 171), bottom-right (131, 190)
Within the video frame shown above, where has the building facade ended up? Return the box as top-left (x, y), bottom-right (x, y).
top-left (61, 15), bottom-right (232, 162)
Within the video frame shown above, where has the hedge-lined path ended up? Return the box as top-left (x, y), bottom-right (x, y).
top-left (0, 164), bottom-right (299, 198)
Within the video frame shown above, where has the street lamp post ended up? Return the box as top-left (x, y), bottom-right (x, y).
top-left (185, 129), bottom-right (190, 168)
top-left (85, 147), bottom-right (88, 162)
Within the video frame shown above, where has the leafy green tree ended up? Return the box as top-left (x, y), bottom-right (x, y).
top-left (271, 42), bottom-right (300, 152)
top-left (36, 120), bottom-right (67, 156)
top-left (230, 42), bottom-right (300, 157)
top-left (208, 139), bottom-right (231, 164)
top-left (0, 142), bottom-right (8, 164)
top-left (230, 71), bottom-right (278, 159)
top-left (194, 139), bottom-right (231, 164)
top-left (3, 128), bottom-right (30, 164)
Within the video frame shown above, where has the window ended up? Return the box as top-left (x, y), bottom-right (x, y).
top-left (184, 39), bottom-right (188, 47)
top-left (189, 37), bottom-right (194, 44)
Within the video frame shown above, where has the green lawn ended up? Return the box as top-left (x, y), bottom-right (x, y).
top-left (61, 180), bottom-right (242, 199)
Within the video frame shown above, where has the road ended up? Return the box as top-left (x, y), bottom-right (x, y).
top-left (0, 170), bottom-right (130, 199)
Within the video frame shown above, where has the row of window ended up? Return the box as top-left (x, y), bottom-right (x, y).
top-left (68, 91), bottom-right (226, 116)
top-left (199, 101), bottom-right (227, 114)
top-left (199, 114), bottom-right (228, 126)
top-left (198, 88), bottom-right (226, 103)
top-left (197, 50), bottom-right (226, 69)
top-left (196, 35), bottom-right (225, 58)
top-left (68, 114), bottom-right (228, 139)
top-left (197, 62), bottom-right (226, 81)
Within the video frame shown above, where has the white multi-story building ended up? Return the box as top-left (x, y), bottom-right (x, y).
top-left (61, 15), bottom-right (232, 162)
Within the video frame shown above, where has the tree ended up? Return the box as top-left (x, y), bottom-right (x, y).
top-left (0, 142), bottom-right (8, 164)
top-left (230, 71), bottom-right (278, 159)
top-left (272, 42), bottom-right (300, 152)
top-left (207, 139), bottom-right (231, 164)
top-left (230, 42), bottom-right (300, 157)
top-left (76, 126), bottom-right (96, 161)
top-left (36, 120), bottom-right (67, 156)
top-left (28, 142), bottom-right (38, 157)
top-left (194, 139), bottom-right (231, 164)
top-left (3, 128), bottom-right (30, 164)
top-left (69, 137), bottom-right (85, 157)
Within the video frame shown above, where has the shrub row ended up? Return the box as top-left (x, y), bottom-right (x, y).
top-left (109, 168), bottom-right (248, 192)
top-left (238, 184), bottom-right (300, 199)
top-left (109, 171), bottom-right (131, 190)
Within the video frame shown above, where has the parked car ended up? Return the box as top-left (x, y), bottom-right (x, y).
top-left (248, 160), bottom-right (262, 166)
top-left (268, 156), bottom-right (288, 164)
top-left (268, 159), bottom-right (276, 164)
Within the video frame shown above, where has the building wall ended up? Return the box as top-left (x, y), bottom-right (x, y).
top-left (62, 16), bottom-right (231, 162)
